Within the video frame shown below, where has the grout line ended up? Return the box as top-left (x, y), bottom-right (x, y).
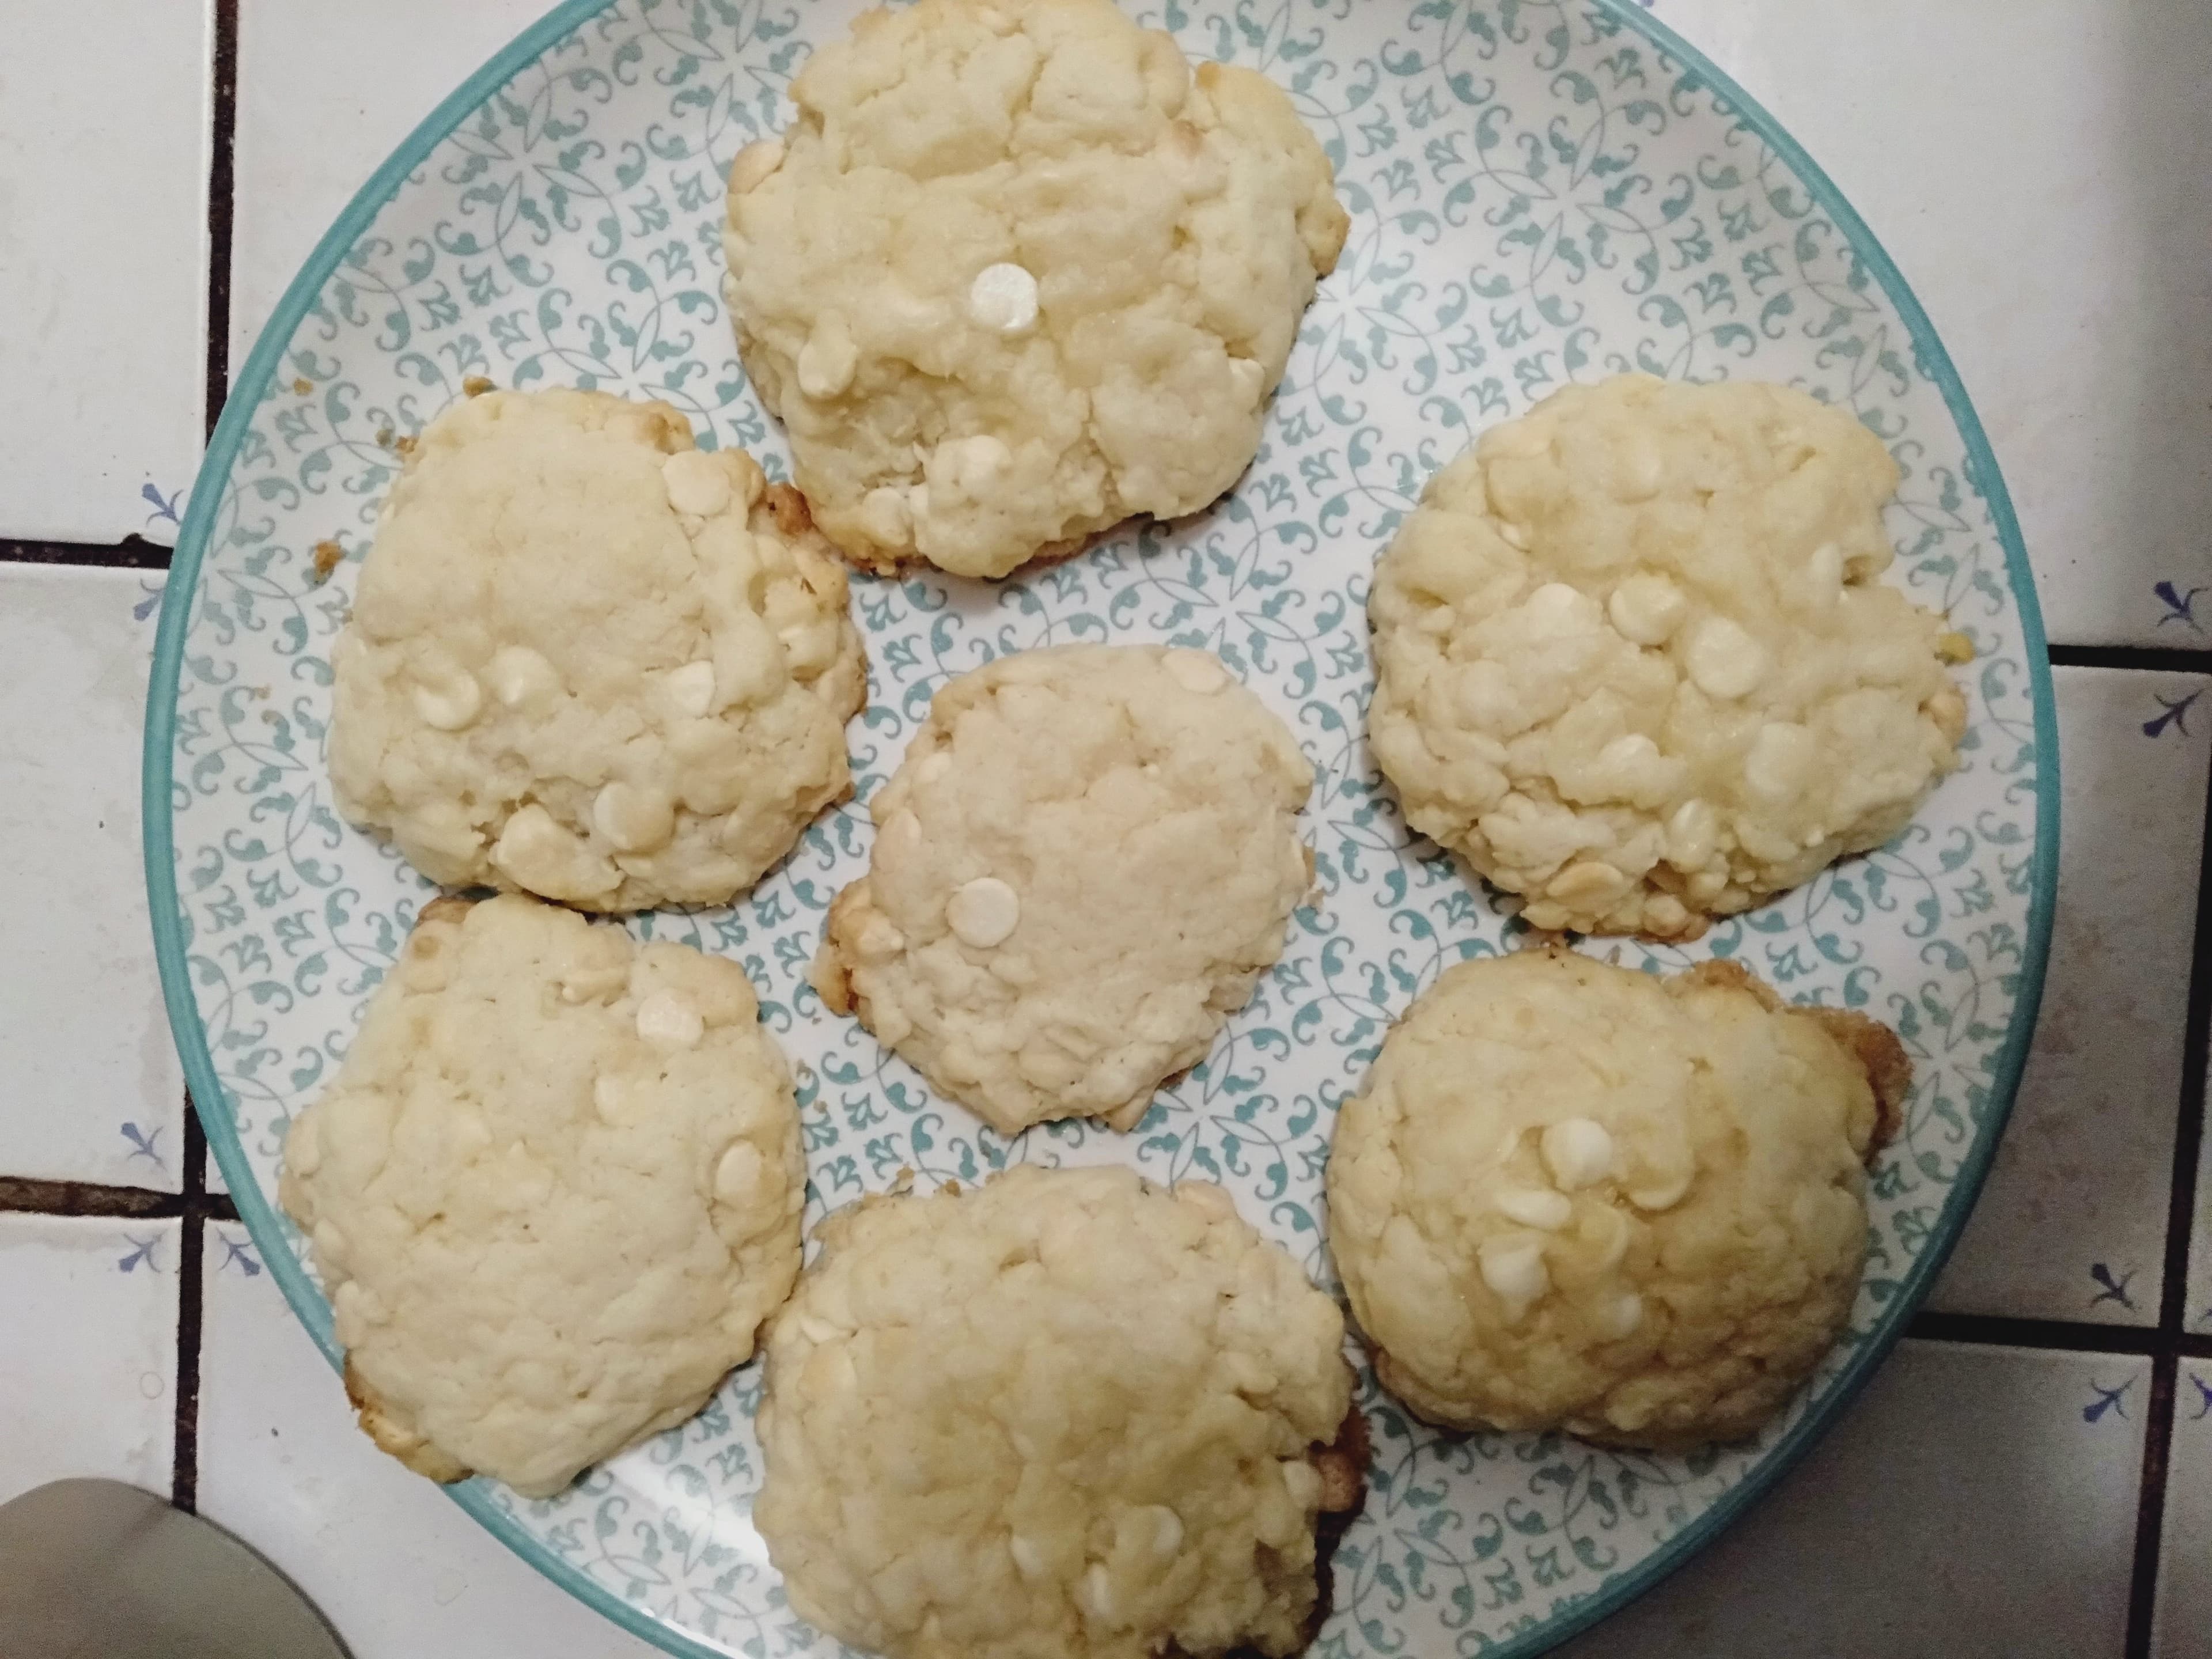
top-left (2048, 643), bottom-right (2212, 676)
top-left (0, 537), bottom-right (173, 570)
top-left (2128, 1353), bottom-right (2180, 1658)
top-left (203, 0), bottom-right (239, 435)
top-left (171, 1098), bottom-right (211, 1514)
top-left (1906, 1310), bottom-right (2165, 1357)
top-left (2121, 680), bottom-right (2212, 1657)
top-left (0, 1176), bottom-right (186, 1218)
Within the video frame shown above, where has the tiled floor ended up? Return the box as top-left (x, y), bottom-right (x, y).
top-left (2159, 1366), bottom-right (2212, 1658)
top-left (0, 567), bottom-right (184, 1190)
top-left (1553, 1343), bottom-right (2151, 1659)
top-left (196, 1224), bottom-right (665, 1659)
top-left (3, 2), bottom-right (2210, 1657)
top-left (0, 0), bottom-right (209, 546)
top-left (1932, 667), bottom-right (2211, 1325)
top-left (0, 1215), bottom-right (179, 1499)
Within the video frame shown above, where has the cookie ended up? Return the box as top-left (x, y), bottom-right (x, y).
top-left (1325, 947), bottom-right (1908, 1450)
top-left (278, 894), bottom-right (806, 1498)
top-left (722, 0), bottom-right (1349, 578)
top-left (812, 644), bottom-right (1314, 1135)
top-left (755, 1166), bottom-right (1365, 1659)
top-left (1367, 374), bottom-right (1970, 940)
top-left (328, 387), bottom-right (865, 912)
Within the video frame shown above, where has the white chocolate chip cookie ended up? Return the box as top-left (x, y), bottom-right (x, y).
top-left (811, 644), bottom-right (1314, 1135)
top-left (328, 387), bottom-right (866, 912)
top-left (1367, 374), bottom-right (1971, 940)
top-left (277, 895), bottom-right (806, 1499)
top-left (755, 1166), bottom-right (1366, 1659)
top-left (722, 0), bottom-right (1349, 578)
top-left (1326, 948), bottom-right (1910, 1450)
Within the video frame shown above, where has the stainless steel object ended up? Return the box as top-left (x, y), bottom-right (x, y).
top-left (0, 1478), bottom-right (350, 1658)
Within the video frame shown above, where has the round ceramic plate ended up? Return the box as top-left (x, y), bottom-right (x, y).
top-left (147, 2), bottom-right (2057, 1654)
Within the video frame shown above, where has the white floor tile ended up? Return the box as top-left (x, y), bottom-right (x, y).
top-left (0, 1215), bottom-right (177, 1503)
top-left (2156, 1362), bottom-right (2212, 1657)
top-left (0, 567), bottom-right (184, 1191)
top-left (1554, 1342), bottom-right (2146, 1659)
top-left (1658, 0), bottom-right (2212, 647)
top-left (196, 1224), bottom-right (665, 1659)
top-left (228, 0), bottom-right (550, 371)
top-left (1933, 668), bottom-right (2207, 1324)
top-left (0, 3), bottom-right (208, 545)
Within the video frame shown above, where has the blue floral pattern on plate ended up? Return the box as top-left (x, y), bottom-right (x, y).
top-left (145, 2), bottom-right (2056, 1655)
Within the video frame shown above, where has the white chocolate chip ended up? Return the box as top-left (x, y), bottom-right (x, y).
top-left (1478, 1236), bottom-right (1551, 1320)
top-left (1594, 1290), bottom-right (1645, 1340)
top-left (855, 916), bottom-right (907, 960)
top-left (592, 782), bottom-right (676, 853)
top-left (1162, 649), bottom-right (1230, 695)
top-left (1146, 1506), bottom-right (1183, 1558)
top-left (592, 1075), bottom-right (630, 1125)
top-left (916, 751), bottom-right (953, 786)
top-left (1607, 574), bottom-right (1688, 645)
top-left (1684, 615), bottom-right (1767, 699)
top-left (713, 1140), bottom-right (767, 1209)
top-left (483, 645), bottom-right (558, 710)
top-left (1521, 581), bottom-right (1589, 635)
top-left (1494, 1185), bottom-right (1573, 1230)
top-left (1081, 1563), bottom-right (1115, 1622)
top-left (1281, 1460), bottom-right (1323, 1509)
top-left (661, 449), bottom-right (732, 517)
top-left (938, 434), bottom-right (1011, 496)
top-left (1494, 520), bottom-right (1530, 551)
top-left (1546, 859), bottom-right (1624, 907)
top-left (797, 314), bottom-right (857, 399)
top-left (491, 805), bottom-right (620, 901)
top-left (411, 668), bottom-right (482, 731)
top-left (1627, 1166), bottom-right (1694, 1213)
top-left (1541, 1117), bottom-right (1615, 1189)
top-left (662, 660), bottom-right (717, 719)
top-left (796, 1312), bottom-right (843, 1346)
top-left (1009, 1536), bottom-right (1046, 1580)
top-left (968, 262), bottom-right (1039, 334)
top-left (858, 484), bottom-right (911, 544)
top-left (1613, 432), bottom-right (1664, 502)
top-left (1805, 541), bottom-right (1844, 611)
top-left (1228, 355), bottom-right (1267, 405)
top-left (876, 808), bottom-right (923, 869)
top-left (726, 137), bottom-right (785, 195)
top-left (1744, 721), bottom-right (1816, 802)
top-left (1665, 797), bottom-right (1719, 870)
top-left (635, 989), bottom-right (704, 1048)
top-left (946, 877), bottom-right (1021, 948)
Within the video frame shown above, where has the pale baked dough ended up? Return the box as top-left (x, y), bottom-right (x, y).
top-left (1368, 374), bottom-right (1970, 940)
top-left (722, 0), bottom-right (1349, 578)
top-left (328, 387), bottom-right (865, 912)
top-left (812, 644), bottom-right (1314, 1135)
top-left (1326, 947), bottom-right (1908, 1450)
top-left (754, 1165), bottom-right (1363, 1659)
top-left (278, 894), bottom-right (806, 1498)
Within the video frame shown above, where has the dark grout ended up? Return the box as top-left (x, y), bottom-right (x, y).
top-left (1907, 1310), bottom-right (2164, 1356)
top-left (2121, 685), bottom-right (2212, 1657)
top-left (2049, 643), bottom-right (2212, 676)
top-left (204, 0), bottom-right (239, 437)
top-left (2128, 1354), bottom-right (2181, 1657)
top-left (0, 537), bottom-right (173, 570)
top-left (0, 1176), bottom-right (187, 1218)
top-left (171, 1098), bottom-right (210, 1514)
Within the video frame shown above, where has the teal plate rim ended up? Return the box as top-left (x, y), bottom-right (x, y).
top-left (142, 2), bottom-right (2062, 1653)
